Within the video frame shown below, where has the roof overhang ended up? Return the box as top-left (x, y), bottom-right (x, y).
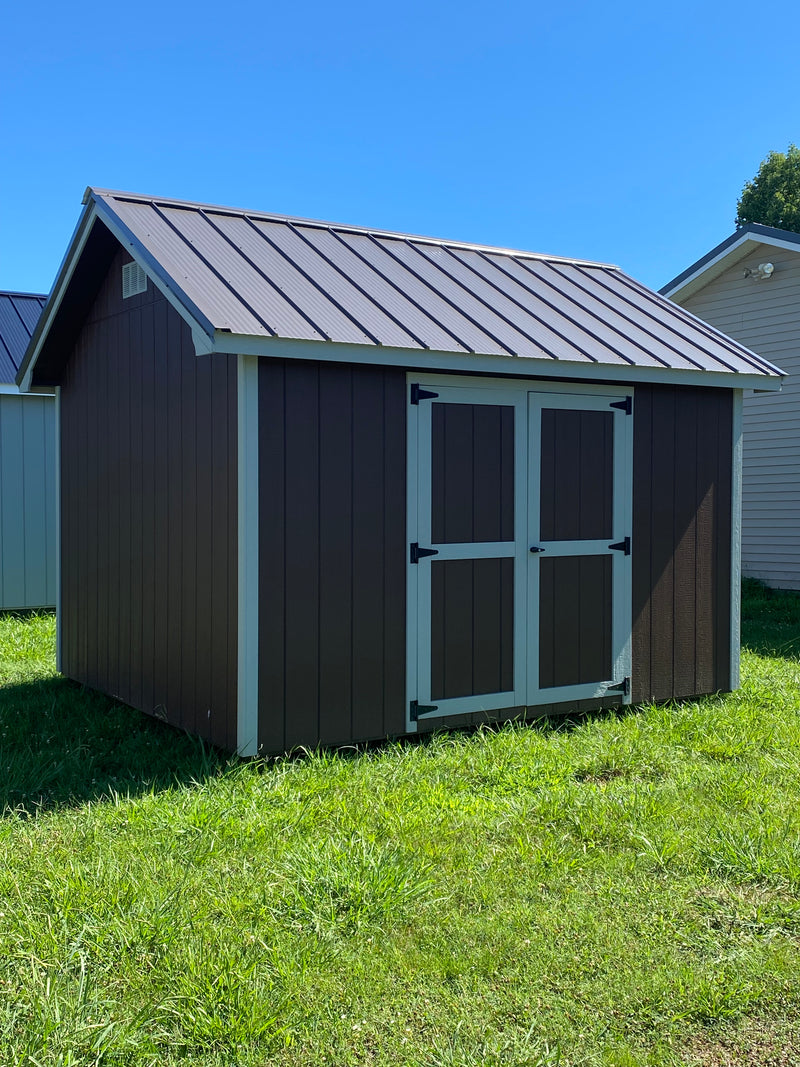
top-left (661, 224), bottom-right (800, 303)
top-left (197, 332), bottom-right (783, 391)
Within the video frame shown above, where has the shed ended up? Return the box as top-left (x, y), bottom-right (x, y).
top-left (18, 189), bottom-right (783, 754)
top-left (0, 291), bottom-right (56, 610)
top-left (662, 224), bottom-right (800, 590)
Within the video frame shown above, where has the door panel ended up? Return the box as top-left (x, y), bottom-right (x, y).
top-left (539, 555), bottom-right (612, 689)
top-left (431, 402), bottom-right (515, 544)
top-left (431, 557), bottom-right (514, 700)
top-left (539, 409), bottom-right (614, 541)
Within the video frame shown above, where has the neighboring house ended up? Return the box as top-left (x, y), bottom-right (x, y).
top-left (0, 291), bottom-right (56, 610)
top-left (18, 189), bottom-right (782, 754)
top-left (662, 223), bottom-right (800, 590)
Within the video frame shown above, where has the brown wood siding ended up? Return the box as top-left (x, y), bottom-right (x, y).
top-left (631, 383), bottom-right (732, 702)
top-left (258, 359), bottom-right (407, 751)
top-left (59, 246), bottom-right (238, 749)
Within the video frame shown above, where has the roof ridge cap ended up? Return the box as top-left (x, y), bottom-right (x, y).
top-left (86, 187), bottom-right (619, 270)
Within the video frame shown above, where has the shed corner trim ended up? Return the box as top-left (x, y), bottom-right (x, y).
top-left (236, 353), bottom-right (260, 756)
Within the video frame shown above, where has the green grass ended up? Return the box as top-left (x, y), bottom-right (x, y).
top-left (0, 582), bottom-right (799, 1065)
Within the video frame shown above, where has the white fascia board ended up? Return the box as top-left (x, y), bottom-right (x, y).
top-left (664, 232), bottom-right (800, 302)
top-left (0, 383), bottom-right (56, 395)
top-left (730, 389), bottom-right (743, 691)
top-left (208, 334), bottom-right (784, 392)
top-left (236, 354), bottom-right (260, 757)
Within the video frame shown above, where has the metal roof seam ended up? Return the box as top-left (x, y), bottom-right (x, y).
top-left (543, 262), bottom-right (707, 373)
top-left (150, 203), bottom-right (278, 338)
top-left (199, 209), bottom-right (334, 341)
top-left (608, 268), bottom-right (777, 375)
top-left (244, 217), bottom-right (384, 346)
top-left (433, 245), bottom-right (575, 362)
top-left (369, 235), bottom-right (514, 356)
top-left (325, 228), bottom-right (474, 354)
top-left (512, 257), bottom-right (664, 370)
top-left (285, 222), bottom-right (430, 350)
top-left (475, 252), bottom-right (610, 366)
top-left (229, 215), bottom-right (333, 342)
top-left (575, 266), bottom-right (742, 374)
top-left (407, 241), bottom-right (559, 359)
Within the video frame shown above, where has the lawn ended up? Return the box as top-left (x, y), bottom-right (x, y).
top-left (0, 581), bottom-right (799, 1066)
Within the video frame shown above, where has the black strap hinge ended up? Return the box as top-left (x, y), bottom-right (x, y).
top-left (610, 396), bottom-right (632, 415)
top-left (410, 383), bottom-right (439, 405)
top-left (606, 676), bottom-right (630, 696)
top-left (410, 543), bottom-right (439, 564)
top-left (410, 700), bottom-right (439, 721)
top-left (608, 536), bottom-right (631, 555)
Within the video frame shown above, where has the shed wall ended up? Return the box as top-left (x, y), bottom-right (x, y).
top-left (257, 358), bottom-right (407, 751)
top-left (0, 394), bottom-right (56, 609)
top-left (59, 247), bottom-right (238, 749)
top-left (678, 244), bottom-right (800, 589)
top-left (257, 368), bottom-right (733, 751)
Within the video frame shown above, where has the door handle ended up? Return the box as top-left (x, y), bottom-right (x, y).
top-left (529, 546), bottom-right (546, 553)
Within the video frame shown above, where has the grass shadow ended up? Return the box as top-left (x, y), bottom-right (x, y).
top-left (0, 674), bottom-right (229, 817)
top-left (741, 578), bottom-right (800, 659)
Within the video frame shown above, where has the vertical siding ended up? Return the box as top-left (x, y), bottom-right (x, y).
top-left (678, 245), bottom-right (800, 589)
top-left (258, 359), bottom-right (407, 751)
top-left (0, 394), bottom-right (56, 609)
top-left (59, 246), bottom-right (237, 749)
top-left (631, 383), bottom-right (732, 702)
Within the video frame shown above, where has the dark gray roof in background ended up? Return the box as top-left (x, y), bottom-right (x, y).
top-left (88, 189), bottom-right (780, 378)
top-left (0, 292), bottom-right (47, 382)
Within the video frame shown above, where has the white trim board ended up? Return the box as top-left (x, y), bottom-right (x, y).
top-left (207, 335), bottom-right (783, 393)
top-left (730, 389), bottom-right (743, 690)
top-left (236, 354), bottom-right (260, 756)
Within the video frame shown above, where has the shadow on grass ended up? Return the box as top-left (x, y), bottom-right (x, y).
top-left (741, 579), bottom-right (800, 659)
top-left (0, 675), bottom-right (229, 817)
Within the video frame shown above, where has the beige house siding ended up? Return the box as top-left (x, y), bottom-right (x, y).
top-left (679, 243), bottom-right (800, 589)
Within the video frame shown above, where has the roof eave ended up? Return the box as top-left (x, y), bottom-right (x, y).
top-left (662, 223), bottom-right (800, 302)
top-left (207, 333), bottom-right (785, 392)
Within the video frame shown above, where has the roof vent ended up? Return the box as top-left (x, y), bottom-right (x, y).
top-left (122, 261), bottom-right (148, 298)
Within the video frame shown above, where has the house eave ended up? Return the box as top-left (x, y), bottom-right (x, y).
top-left (662, 225), bottom-right (800, 303)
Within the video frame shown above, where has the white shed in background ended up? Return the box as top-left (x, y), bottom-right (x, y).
top-left (0, 291), bottom-right (56, 610)
top-left (662, 224), bottom-right (800, 591)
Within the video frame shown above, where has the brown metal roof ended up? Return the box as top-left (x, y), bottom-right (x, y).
top-left (20, 189), bottom-right (785, 386)
top-left (0, 291), bottom-right (46, 382)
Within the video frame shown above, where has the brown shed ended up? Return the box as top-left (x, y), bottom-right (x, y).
top-left (18, 189), bottom-right (784, 754)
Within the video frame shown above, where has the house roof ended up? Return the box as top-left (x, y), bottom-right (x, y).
top-left (0, 291), bottom-right (46, 385)
top-left (19, 189), bottom-right (784, 391)
top-left (661, 223), bottom-right (800, 302)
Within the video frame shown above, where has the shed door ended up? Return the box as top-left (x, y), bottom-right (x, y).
top-left (407, 381), bottom-right (632, 728)
top-left (527, 393), bottom-right (632, 706)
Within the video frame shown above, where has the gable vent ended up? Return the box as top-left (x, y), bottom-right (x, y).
top-left (122, 261), bottom-right (147, 298)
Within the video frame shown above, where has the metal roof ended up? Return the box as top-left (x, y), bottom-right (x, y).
top-left (19, 190), bottom-right (785, 388)
top-left (0, 291), bottom-right (46, 383)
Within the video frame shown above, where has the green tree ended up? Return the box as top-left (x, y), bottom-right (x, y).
top-left (736, 144), bottom-right (800, 232)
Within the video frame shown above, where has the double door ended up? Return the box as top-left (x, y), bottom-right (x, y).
top-left (407, 377), bottom-right (633, 728)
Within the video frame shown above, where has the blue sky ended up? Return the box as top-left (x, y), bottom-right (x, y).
top-left (3, 0), bottom-right (799, 295)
